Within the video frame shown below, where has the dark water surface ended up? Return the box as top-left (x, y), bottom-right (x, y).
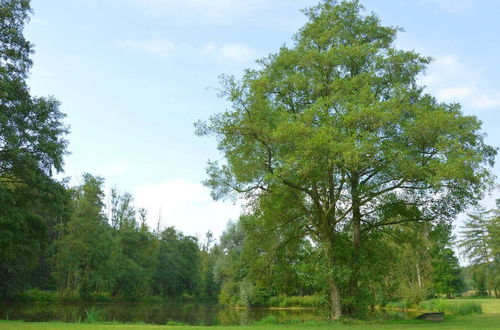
top-left (0, 302), bottom-right (418, 325)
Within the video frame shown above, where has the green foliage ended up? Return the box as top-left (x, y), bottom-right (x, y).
top-left (196, 0), bottom-right (495, 318)
top-left (15, 289), bottom-right (58, 302)
top-left (419, 299), bottom-right (482, 316)
top-left (83, 306), bottom-right (101, 323)
top-left (53, 174), bottom-right (114, 298)
top-left (459, 206), bottom-right (500, 297)
top-left (429, 224), bottom-right (463, 297)
top-left (268, 295), bottom-right (325, 308)
top-left (384, 301), bottom-right (408, 310)
top-left (109, 190), bottom-right (159, 300)
top-left (198, 231), bottom-right (220, 299)
top-left (153, 227), bottom-right (200, 298)
top-left (0, 0), bottom-right (70, 299)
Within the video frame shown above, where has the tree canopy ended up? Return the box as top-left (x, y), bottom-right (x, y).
top-left (0, 0), bottom-right (69, 298)
top-left (196, 0), bottom-right (496, 318)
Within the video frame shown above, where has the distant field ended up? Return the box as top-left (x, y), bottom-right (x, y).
top-left (1, 299), bottom-right (499, 330)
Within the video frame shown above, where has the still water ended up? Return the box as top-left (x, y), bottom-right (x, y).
top-left (0, 302), bottom-right (418, 325)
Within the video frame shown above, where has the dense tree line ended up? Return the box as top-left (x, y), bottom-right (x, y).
top-left (51, 174), bottom-right (217, 300)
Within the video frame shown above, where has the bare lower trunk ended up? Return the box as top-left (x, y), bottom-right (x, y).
top-left (416, 263), bottom-right (422, 289)
top-left (348, 173), bottom-right (361, 315)
top-left (321, 233), bottom-right (342, 320)
top-left (328, 277), bottom-right (342, 320)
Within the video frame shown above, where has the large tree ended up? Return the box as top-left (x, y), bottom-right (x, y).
top-left (196, 0), bottom-right (496, 318)
top-left (0, 0), bottom-right (69, 298)
top-left (0, 0), bottom-right (68, 183)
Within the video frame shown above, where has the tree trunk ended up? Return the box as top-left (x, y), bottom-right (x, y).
top-left (348, 173), bottom-right (361, 315)
top-left (416, 263), bottom-right (422, 289)
top-left (328, 277), bottom-right (342, 320)
top-left (321, 233), bottom-right (342, 320)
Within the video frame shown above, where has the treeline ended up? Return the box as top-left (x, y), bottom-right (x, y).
top-left (1, 174), bottom-right (223, 301)
top-left (1, 171), bottom-right (498, 305)
top-left (0, 0), bottom-right (216, 302)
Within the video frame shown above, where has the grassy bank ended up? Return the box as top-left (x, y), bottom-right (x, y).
top-left (0, 314), bottom-right (500, 329)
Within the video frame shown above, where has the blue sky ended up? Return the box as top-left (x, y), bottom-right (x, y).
top-left (26, 0), bottom-right (500, 238)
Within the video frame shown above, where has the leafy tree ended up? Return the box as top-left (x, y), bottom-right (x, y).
top-left (196, 0), bottom-right (495, 318)
top-left (198, 231), bottom-right (220, 299)
top-left (153, 227), bottom-right (200, 298)
top-left (53, 174), bottom-right (114, 298)
top-left (460, 206), bottom-right (500, 297)
top-left (429, 223), bottom-right (462, 298)
top-left (0, 0), bottom-right (68, 184)
top-left (109, 190), bottom-right (158, 300)
top-left (0, 0), bottom-right (69, 298)
top-left (214, 220), bottom-right (249, 306)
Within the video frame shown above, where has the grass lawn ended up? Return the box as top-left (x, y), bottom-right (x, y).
top-left (0, 299), bottom-right (498, 329)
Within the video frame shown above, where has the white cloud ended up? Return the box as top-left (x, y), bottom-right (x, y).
top-left (116, 39), bottom-right (258, 63)
top-left (419, 55), bottom-right (500, 110)
top-left (116, 39), bottom-right (176, 57)
top-left (128, 0), bottom-right (264, 19)
top-left (133, 179), bottom-right (241, 237)
top-left (417, 0), bottom-right (475, 14)
top-left (202, 42), bottom-right (258, 63)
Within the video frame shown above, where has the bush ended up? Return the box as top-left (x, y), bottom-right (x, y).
top-left (238, 280), bottom-right (268, 307)
top-left (84, 306), bottom-right (101, 323)
top-left (385, 300), bottom-right (408, 309)
top-left (15, 289), bottom-right (58, 302)
top-left (267, 295), bottom-right (324, 308)
top-left (419, 299), bottom-right (482, 316)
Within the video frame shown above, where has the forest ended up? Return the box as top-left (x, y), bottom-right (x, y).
top-left (1, 0), bottom-right (499, 326)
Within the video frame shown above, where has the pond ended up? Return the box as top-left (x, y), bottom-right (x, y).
top-left (0, 302), bottom-right (419, 325)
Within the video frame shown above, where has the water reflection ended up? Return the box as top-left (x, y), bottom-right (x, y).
top-left (0, 302), bottom-right (418, 325)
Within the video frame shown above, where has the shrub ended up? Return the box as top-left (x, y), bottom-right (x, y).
top-left (385, 300), bottom-right (408, 310)
top-left (267, 295), bottom-right (324, 308)
top-left (419, 299), bottom-right (482, 316)
top-left (84, 306), bottom-right (101, 323)
top-left (16, 289), bottom-right (58, 302)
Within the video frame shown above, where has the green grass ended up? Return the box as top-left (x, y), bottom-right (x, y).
top-left (1, 314), bottom-right (499, 329)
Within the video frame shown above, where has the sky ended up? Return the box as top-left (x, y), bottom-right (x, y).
top-left (25, 0), bottom-right (500, 239)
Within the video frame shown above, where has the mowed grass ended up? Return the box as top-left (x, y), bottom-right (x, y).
top-left (2, 315), bottom-right (500, 330)
top-left (0, 299), bottom-right (499, 330)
